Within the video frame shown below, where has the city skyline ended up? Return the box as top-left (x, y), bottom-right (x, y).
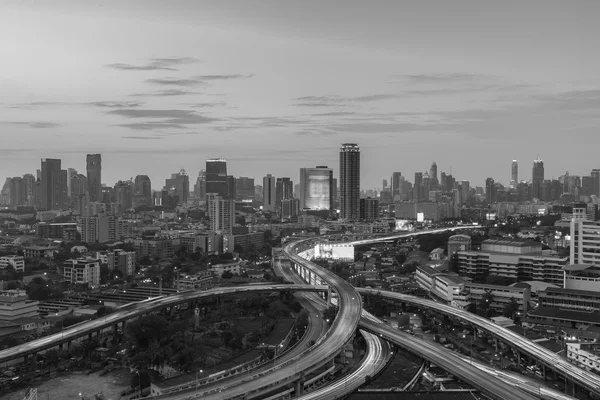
top-left (2, 1), bottom-right (600, 187)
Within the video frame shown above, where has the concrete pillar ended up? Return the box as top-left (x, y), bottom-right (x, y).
top-left (68, 341), bottom-right (72, 352)
top-left (31, 353), bottom-right (37, 370)
top-left (541, 364), bottom-right (547, 380)
top-left (327, 286), bottom-right (332, 307)
top-left (113, 324), bottom-right (119, 344)
top-left (295, 380), bottom-right (303, 397)
top-left (88, 333), bottom-right (92, 341)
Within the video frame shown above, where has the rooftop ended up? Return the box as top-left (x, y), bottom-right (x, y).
top-left (563, 264), bottom-right (598, 272)
top-left (483, 238), bottom-right (542, 247)
top-left (542, 286), bottom-right (600, 298)
top-left (528, 307), bottom-right (600, 325)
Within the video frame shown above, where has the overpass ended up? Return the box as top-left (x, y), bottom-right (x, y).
top-left (0, 285), bottom-right (327, 365)
top-left (357, 288), bottom-right (600, 396)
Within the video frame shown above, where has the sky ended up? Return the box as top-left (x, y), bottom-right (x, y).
top-left (1, 0), bottom-right (600, 189)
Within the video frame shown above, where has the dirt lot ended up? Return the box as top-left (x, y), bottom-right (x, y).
top-left (5, 368), bottom-right (132, 400)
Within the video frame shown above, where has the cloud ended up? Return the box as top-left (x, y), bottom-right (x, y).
top-left (536, 89), bottom-right (600, 112)
top-left (130, 89), bottom-right (202, 97)
top-left (193, 74), bottom-right (254, 80)
top-left (105, 57), bottom-right (199, 71)
top-left (145, 77), bottom-right (207, 87)
top-left (1, 121), bottom-right (62, 128)
top-left (310, 111), bottom-right (356, 117)
top-left (189, 102), bottom-right (228, 108)
top-left (296, 129), bottom-right (339, 137)
top-left (89, 101), bottom-right (144, 108)
top-left (293, 94), bottom-right (399, 107)
top-left (7, 101), bottom-right (76, 109)
top-left (109, 108), bottom-right (218, 130)
top-left (402, 73), bottom-right (483, 83)
top-left (122, 135), bottom-right (163, 140)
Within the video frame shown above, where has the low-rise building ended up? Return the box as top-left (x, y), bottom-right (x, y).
top-left (232, 231), bottom-right (265, 252)
top-left (564, 264), bottom-right (600, 291)
top-left (63, 258), bottom-right (101, 287)
top-left (130, 237), bottom-right (180, 260)
top-left (0, 290), bottom-right (39, 321)
top-left (0, 255), bottom-right (25, 272)
top-left (107, 249), bottom-right (136, 277)
top-left (175, 271), bottom-right (213, 290)
top-left (211, 262), bottom-right (242, 277)
top-left (23, 246), bottom-right (58, 260)
top-left (567, 343), bottom-right (600, 374)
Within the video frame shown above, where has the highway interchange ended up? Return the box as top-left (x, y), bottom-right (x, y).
top-left (1, 226), bottom-right (598, 399)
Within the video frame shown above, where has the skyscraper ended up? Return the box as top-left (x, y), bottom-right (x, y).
top-left (206, 159), bottom-right (234, 199)
top-left (339, 143), bottom-right (360, 220)
top-left (485, 178), bottom-right (496, 203)
top-left (413, 172), bottom-right (423, 201)
top-left (275, 177), bottom-right (294, 213)
top-left (40, 158), bottom-right (64, 210)
top-left (194, 170), bottom-right (206, 199)
top-left (262, 174), bottom-right (276, 212)
top-left (592, 169), bottom-right (600, 197)
top-left (22, 174), bottom-right (35, 206)
top-left (360, 197), bottom-right (379, 222)
top-left (86, 154), bottom-right (102, 202)
top-left (532, 157), bottom-right (545, 199)
top-left (511, 160), bottom-right (518, 188)
top-left (67, 168), bottom-right (77, 198)
top-left (164, 169), bottom-right (190, 205)
top-left (235, 177), bottom-right (255, 202)
top-left (134, 175), bottom-right (152, 199)
top-left (114, 180), bottom-right (133, 214)
top-left (299, 166), bottom-right (333, 210)
top-left (429, 162), bottom-right (438, 187)
top-left (391, 172), bottom-right (402, 197)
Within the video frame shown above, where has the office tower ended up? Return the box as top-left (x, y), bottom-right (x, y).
top-left (22, 174), bottom-right (35, 206)
top-left (391, 172), bottom-right (402, 197)
top-left (360, 197), bottom-right (379, 222)
top-left (165, 169), bottom-right (189, 205)
top-left (511, 160), bottom-right (518, 188)
top-left (66, 168), bottom-right (77, 197)
top-left (299, 166), bottom-right (333, 210)
top-left (235, 177), bottom-right (255, 202)
top-left (134, 175), bottom-right (152, 199)
top-left (262, 174), bottom-right (276, 212)
top-left (339, 143), bottom-right (360, 220)
top-left (592, 169), bottom-right (600, 197)
top-left (7, 177), bottom-right (26, 206)
top-left (332, 178), bottom-right (338, 204)
top-left (205, 158), bottom-right (232, 198)
top-left (275, 177), bottom-right (294, 212)
top-left (582, 175), bottom-right (593, 196)
top-left (485, 178), bottom-right (496, 203)
top-left (382, 179), bottom-right (388, 189)
top-left (429, 162), bottom-right (438, 187)
top-left (193, 170), bottom-right (206, 199)
top-left (226, 175), bottom-right (236, 201)
top-left (86, 154), bottom-right (102, 202)
top-left (114, 180), bottom-right (133, 213)
top-left (413, 172), bottom-right (423, 201)
top-left (281, 198), bottom-right (300, 220)
top-left (206, 193), bottom-right (234, 233)
top-left (40, 158), bottom-right (63, 210)
top-left (460, 181), bottom-right (470, 204)
top-left (532, 156), bottom-right (544, 199)
top-left (70, 174), bottom-right (88, 198)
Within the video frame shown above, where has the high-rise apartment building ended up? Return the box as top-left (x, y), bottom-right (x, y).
top-left (570, 204), bottom-right (600, 266)
top-left (532, 157), bottom-right (544, 199)
top-left (70, 174), bottom-right (88, 198)
top-left (299, 166), bottom-right (333, 210)
top-left (511, 160), bottom-right (518, 188)
top-left (107, 249), bottom-right (136, 277)
top-left (262, 174), bottom-right (276, 212)
top-left (339, 143), bottom-right (360, 220)
top-left (360, 197), bottom-right (379, 222)
top-left (86, 154), bottom-right (102, 202)
top-left (40, 158), bottom-right (65, 211)
top-left (79, 215), bottom-right (131, 243)
top-left (206, 193), bottom-right (234, 233)
top-left (22, 174), bottom-right (35, 206)
top-left (592, 169), bottom-right (600, 197)
top-left (281, 198), bottom-right (300, 220)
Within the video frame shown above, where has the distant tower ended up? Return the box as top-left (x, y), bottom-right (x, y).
top-left (532, 156), bottom-right (545, 199)
top-left (511, 160), bottom-right (518, 188)
top-left (262, 174), bottom-right (277, 212)
top-left (339, 143), bottom-right (360, 220)
top-left (86, 154), bottom-right (102, 202)
top-left (429, 162), bottom-right (438, 187)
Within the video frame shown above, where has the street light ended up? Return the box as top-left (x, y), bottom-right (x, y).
top-left (195, 369), bottom-right (203, 390)
top-left (134, 371), bottom-right (141, 397)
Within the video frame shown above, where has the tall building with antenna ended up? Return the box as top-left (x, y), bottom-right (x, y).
top-left (339, 143), bottom-right (360, 220)
top-left (511, 160), bottom-right (518, 188)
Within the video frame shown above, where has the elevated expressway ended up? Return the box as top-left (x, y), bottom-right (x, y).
top-left (357, 288), bottom-right (600, 397)
top-left (0, 285), bottom-right (328, 365)
top-left (277, 257), bottom-right (538, 400)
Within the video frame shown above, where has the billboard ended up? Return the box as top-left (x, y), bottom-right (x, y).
top-left (486, 213), bottom-right (497, 221)
top-left (314, 243), bottom-right (354, 261)
top-left (395, 219), bottom-right (413, 231)
top-left (416, 212), bottom-right (425, 222)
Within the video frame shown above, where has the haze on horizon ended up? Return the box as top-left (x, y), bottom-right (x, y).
top-left (1, 0), bottom-right (599, 188)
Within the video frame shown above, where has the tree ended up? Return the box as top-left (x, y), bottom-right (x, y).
top-left (323, 306), bottom-right (338, 323)
top-left (100, 265), bottom-right (111, 284)
top-left (503, 298), bottom-right (519, 319)
top-left (478, 290), bottom-right (494, 317)
top-left (221, 270), bottom-right (234, 279)
top-left (131, 369), bottom-right (151, 390)
top-left (125, 315), bottom-right (169, 350)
